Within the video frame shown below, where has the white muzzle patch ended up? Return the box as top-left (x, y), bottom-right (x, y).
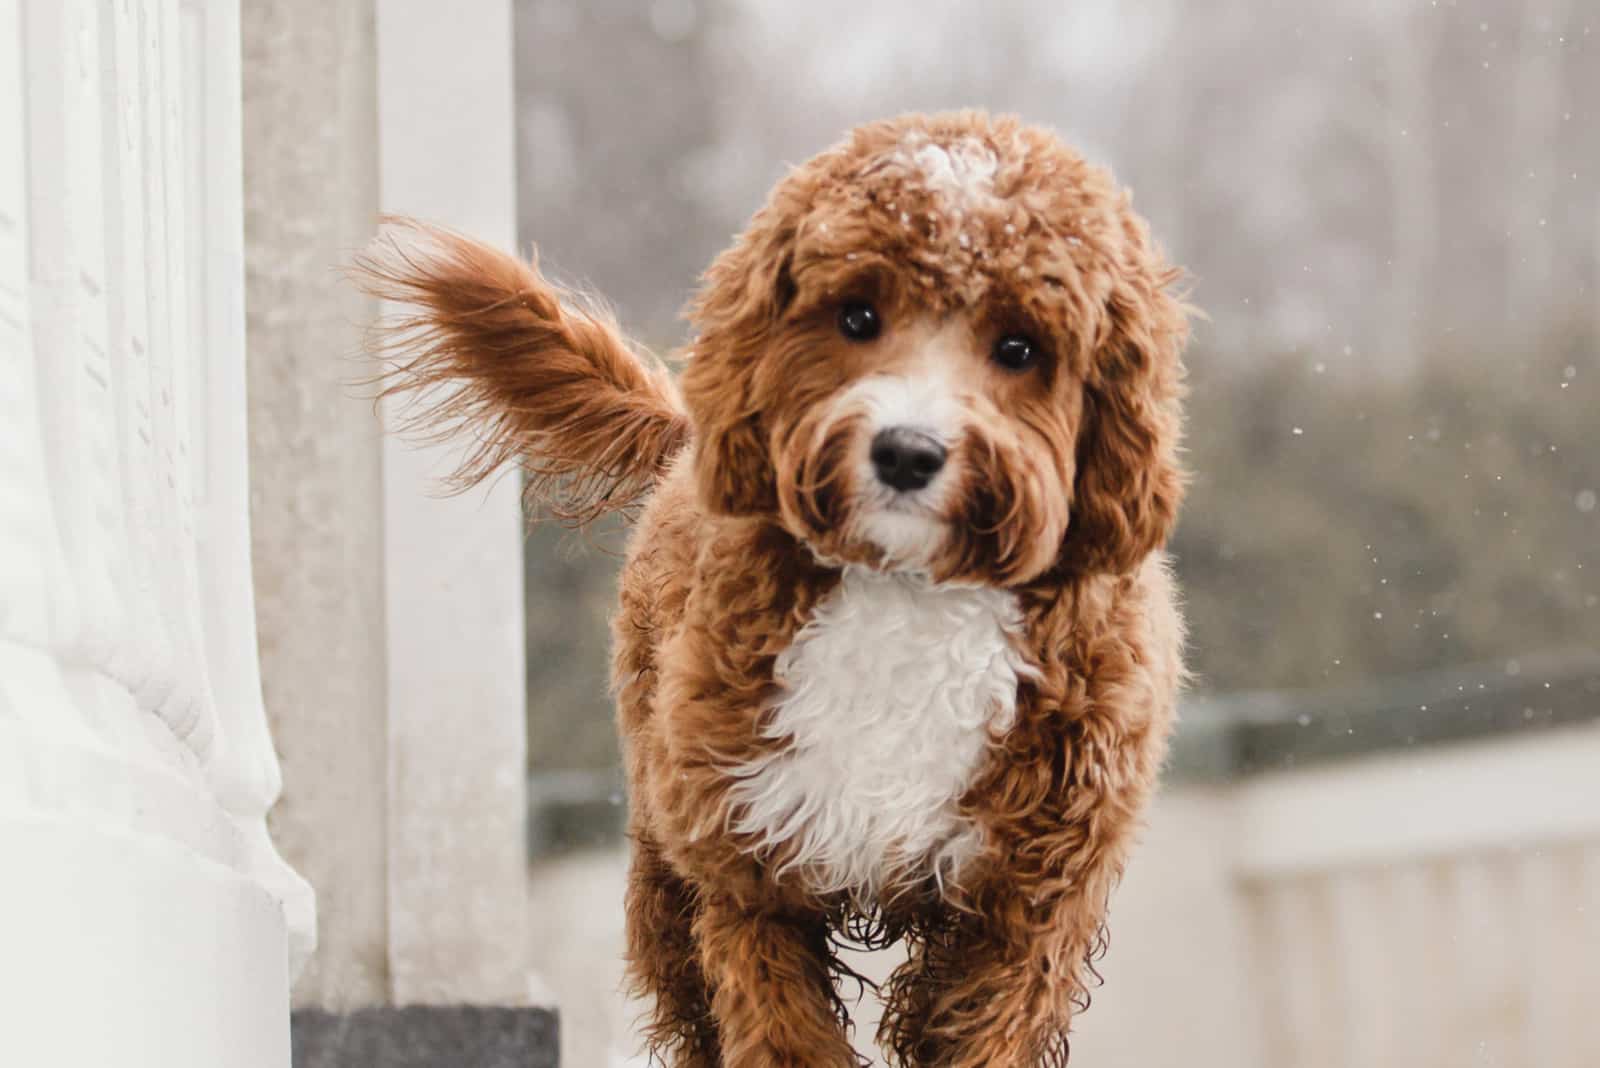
top-left (827, 340), bottom-right (969, 570)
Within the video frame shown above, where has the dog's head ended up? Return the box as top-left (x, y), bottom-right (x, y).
top-left (681, 112), bottom-right (1188, 586)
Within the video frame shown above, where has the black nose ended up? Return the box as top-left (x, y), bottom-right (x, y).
top-left (870, 428), bottom-right (947, 492)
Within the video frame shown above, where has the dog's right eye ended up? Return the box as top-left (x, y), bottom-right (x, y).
top-left (837, 302), bottom-right (881, 342)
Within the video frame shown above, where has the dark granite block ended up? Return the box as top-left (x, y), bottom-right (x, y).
top-left (293, 1006), bottom-right (559, 1068)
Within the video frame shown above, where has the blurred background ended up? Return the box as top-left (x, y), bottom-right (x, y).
top-left (507, 1), bottom-right (1600, 1065)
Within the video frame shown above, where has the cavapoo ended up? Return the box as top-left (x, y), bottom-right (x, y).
top-left (356, 110), bottom-right (1189, 1068)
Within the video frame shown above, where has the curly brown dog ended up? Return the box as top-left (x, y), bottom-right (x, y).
top-left (356, 110), bottom-right (1189, 1067)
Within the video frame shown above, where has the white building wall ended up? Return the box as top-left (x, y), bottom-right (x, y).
top-left (0, 1), bottom-right (312, 1065)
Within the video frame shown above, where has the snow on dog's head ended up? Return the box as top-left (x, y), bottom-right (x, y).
top-left (681, 111), bottom-right (1190, 586)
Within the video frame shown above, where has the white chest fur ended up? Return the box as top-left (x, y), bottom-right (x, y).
top-left (726, 567), bottom-right (1033, 902)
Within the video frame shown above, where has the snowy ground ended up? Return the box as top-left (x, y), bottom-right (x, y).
top-left (526, 848), bottom-right (641, 1068)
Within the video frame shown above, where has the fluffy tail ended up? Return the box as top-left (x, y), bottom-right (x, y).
top-left (350, 217), bottom-right (689, 525)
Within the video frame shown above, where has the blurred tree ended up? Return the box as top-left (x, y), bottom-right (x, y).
top-left (1173, 328), bottom-right (1600, 693)
top-left (515, 0), bottom-right (728, 342)
top-left (516, 0), bottom-right (727, 795)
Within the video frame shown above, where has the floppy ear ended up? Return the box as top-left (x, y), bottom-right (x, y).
top-left (679, 206), bottom-right (799, 516)
top-left (1059, 262), bottom-right (1189, 575)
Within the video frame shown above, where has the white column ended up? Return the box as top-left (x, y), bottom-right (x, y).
top-left (374, 0), bottom-right (531, 1005)
top-left (0, 1), bottom-right (312, 1065)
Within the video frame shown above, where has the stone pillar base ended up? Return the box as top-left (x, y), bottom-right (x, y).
top-left (292, 1007), bottom-right (558, 1068)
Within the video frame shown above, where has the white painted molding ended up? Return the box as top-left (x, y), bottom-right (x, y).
top-left (1232, 721), bottom-right (1600, 880)
top-left (1, 0), bottom-right (311, 1063)
top-left (1073, 729), bottom-right (1600, 1066)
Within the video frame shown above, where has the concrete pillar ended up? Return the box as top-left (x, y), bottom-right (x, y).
top-left (243, 0), bottom-right (549, 1057)
top-left (241, 0), bottom-right (390, 1011)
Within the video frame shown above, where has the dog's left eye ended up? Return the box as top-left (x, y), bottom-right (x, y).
top-left (837, 302), bottom-right (882, 342)
top-left (992, 334), bottom-right (1040, 372)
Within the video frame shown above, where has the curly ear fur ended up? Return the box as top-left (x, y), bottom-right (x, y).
top-left (679, 202), bottom-right (801, 516)
top-left (1060, 241), bottom-right (1189, 576)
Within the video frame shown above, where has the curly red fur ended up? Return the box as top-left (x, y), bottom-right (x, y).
top-left (362, 112), bottom-right (1191, 1066)
top-left (351, 215), bottom-right (688, 523)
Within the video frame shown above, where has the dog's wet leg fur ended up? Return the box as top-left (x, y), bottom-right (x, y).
top-left (624, 831), bottom-right (722, 1067)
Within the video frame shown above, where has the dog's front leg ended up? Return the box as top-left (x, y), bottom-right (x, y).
top-left (882, 723), bottom-right (1164, 1068)
top-left (882, 884), bottom-right (1108, 1068)
top-left (691, 897), bottom-right (859, 1068)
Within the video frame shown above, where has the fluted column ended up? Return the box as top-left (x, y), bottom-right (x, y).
top-left (0, 1), bottom-right (314, 1065)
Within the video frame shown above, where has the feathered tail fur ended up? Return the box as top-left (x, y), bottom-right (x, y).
top-left (350, 217), bottom-right (689, 525)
